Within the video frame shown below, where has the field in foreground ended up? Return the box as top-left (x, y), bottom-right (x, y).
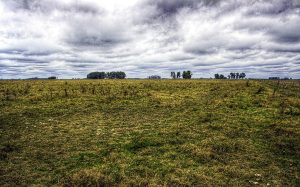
top-left (0, 80), bottom-right (299, 186)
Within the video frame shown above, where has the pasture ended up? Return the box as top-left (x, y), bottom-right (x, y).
top-left (0, 80), bottom-right (299, 186)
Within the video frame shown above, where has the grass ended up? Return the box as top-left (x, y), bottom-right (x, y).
top-left (0, 79), bottom-right (299, 186)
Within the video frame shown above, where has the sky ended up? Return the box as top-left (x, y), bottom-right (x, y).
top-left (0, 0), bottom-right (300, 79)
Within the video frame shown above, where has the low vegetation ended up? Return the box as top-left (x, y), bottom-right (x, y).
top-left (0, 79), bottom-right (299, 186)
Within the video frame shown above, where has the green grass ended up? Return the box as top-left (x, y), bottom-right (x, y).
top-left (0, 80), bottom-right (299, 186)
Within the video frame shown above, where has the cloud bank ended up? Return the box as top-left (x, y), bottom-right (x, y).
top-left (0, 0), bottom-right (299, 78)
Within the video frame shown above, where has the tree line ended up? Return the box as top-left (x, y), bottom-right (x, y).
top-left (86, 71), bottom-right (247, 80)
top-left (87, 71), bottom-right (126, 79)
top-left (215, 72), bottom-right (246, 79)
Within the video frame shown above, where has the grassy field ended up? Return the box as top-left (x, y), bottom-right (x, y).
top-left (0, 79), bottom-right (299, 186)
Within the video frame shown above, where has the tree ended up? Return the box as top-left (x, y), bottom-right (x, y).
top-left (171, 72), bottom-right (176, 79)
top-left (87, 72), bottom-right (106, 79)
top-left (182, 71), bottom-right (192, 79)
top-left (177, 72), bottom-right (181, 79)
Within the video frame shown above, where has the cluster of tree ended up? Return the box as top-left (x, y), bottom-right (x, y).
top-left (228, 72), bottom-right (246, 79)
top-left (214, 74), bottom-right (227, 79)
top-left (106, 72), bottom-right (126, 79)
top-left (171, 71), bottom-right (192, 79)
top-left (48, 76), bottom-right (57, 80)
top-left (148, 75), bottom-right (161, 79)
top-left (214, 72), bottom-right (246, 79)
top-left (87, 71), bottom-right (126, 79)
top-left (171, 72), bottom-right (181, 79)
top-left (269, 77), bottom-right (280, 80)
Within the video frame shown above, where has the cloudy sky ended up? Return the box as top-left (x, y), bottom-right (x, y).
top-left (0, 0), bottom-right (300, 79)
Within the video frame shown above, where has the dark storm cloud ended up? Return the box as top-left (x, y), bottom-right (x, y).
top-left (0, 0), bottom-right (299, 79)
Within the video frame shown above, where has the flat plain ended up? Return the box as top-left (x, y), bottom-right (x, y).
top-left (0, 80), bottom-right (299, 186)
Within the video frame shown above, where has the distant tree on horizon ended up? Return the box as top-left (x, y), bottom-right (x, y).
top-left (171, 72), bottom-right (176, 79)
top-left (48, 76), bottom-right (57, 80)
top-left (177, 72), bottom-right (181, 79)
top-left (106, 71), bottom-right (126, 79)
top-left (87, 72), bottom-right (106, 79)
top-left (229, 72), bottom-right (235, 79)
top-left (182, 71), bottom-right (192, 79)
top-left (239, 72), bottom-right (246, 79)
top-left (214, 73), bottom-right (226, 79)
top-left (269, 77), bottom-right (280, 80)
top-left (228, 72), bottom-right (246, 79)
top-left (214, 73), bottom-right (220, 79)
top-left (87, 71), bottom-right (126, 79)
top-left (148, 75), bottom-right (161, 79)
